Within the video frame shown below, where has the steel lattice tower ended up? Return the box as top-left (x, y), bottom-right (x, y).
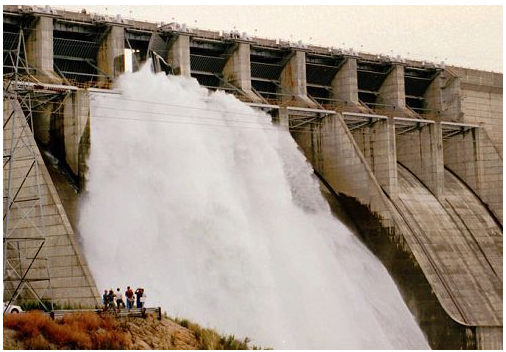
top-left (3, 28), bottom-right (53, 312)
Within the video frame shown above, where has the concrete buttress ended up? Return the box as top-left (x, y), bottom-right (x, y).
top-left (377, 64), bottom-right (412, 117)
top-left (222, 42), bottom-right (262, 102)
top-left (63, 90), bottom-right (90, 186)
top-left (26, 15), bottom-right (60, 83)
top-left (331, 58), bottom-right (359, 106)
top-left (351, 116), bottom-right (398, 197)
top-left (97, 26), bottom-right (125, 83)
top-left (166, 34), bottom-right (191, 77)
top-left (279, 50), bottom-right (317, 108)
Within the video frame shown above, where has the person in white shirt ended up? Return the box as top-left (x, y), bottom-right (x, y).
top-left (140, 288), bottom-right (146, 308)
top-left (115, 287), bottom-right (125, 309)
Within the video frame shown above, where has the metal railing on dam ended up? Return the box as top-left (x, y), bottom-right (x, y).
top-left (46, 307), bottom-right (163, 320)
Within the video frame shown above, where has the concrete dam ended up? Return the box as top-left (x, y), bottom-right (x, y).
top-left (3, 5), bottom-right (502, 349)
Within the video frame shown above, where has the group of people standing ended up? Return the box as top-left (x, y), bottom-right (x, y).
top-left (102, 286), bottom-right (146, 311)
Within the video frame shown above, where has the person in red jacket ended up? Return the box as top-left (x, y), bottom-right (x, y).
top-left (125, 286), bottom-right (134, 310)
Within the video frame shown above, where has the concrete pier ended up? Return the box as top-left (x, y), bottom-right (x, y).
top-left (166, 34), bottom-right (191, 77)
top-left (280, 51), bottom-right (317, 107)
top-left (222, 42), bottom-right (262, 102)
top-left (424, 71), bottom-right (445, 115)
top-left (63, 90), bottom-right (91, 187)
top-left (25, 15), bottom-right (60, 83)
top-left (376, 64), bottom-right (407, 115)
top-left (331, 58), bottom-right (359, 106)
top-left (97, 26), bottom-right (125, 83)
top-left (350, 115), bottom-right (398, 197)
top-left (439, 71), bottom-right (464, 120)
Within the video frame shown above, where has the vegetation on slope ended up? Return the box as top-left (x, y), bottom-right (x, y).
top-left (174, 317), bottom-right (260, 350)
top-left (3, 311), bottom-right (129, 349)
top-left (3, 310), bottom-right (263, 350)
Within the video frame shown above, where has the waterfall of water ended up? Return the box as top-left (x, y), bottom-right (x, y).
top-left (79, 63), bottom-right (429, 349)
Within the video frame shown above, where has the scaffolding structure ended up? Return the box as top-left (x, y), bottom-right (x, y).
top-left (3, 29), bottom-right (53, 312)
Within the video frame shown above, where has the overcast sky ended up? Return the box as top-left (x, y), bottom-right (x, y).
top-left (59, 5), bottom-right (503, 72)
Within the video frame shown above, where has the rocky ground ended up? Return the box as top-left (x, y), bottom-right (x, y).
top-left (121, 314), bottom-right (200, 349)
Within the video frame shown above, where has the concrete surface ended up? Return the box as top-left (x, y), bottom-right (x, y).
top-left (4, 7), bottom-right (502, 348)
top-left (291, 111), bottom-right (502, 349)
top-left (4, 98), bottom-right (100, 307)
top-left (166, 34), bottom-right (191, 77)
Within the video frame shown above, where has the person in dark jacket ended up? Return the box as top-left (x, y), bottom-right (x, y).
top-left (135, 288), bottom-right (143, 308)
top-left (102, 290), bottom-right (109, 311)
top-left (107, 289), bottom-right (116, 312)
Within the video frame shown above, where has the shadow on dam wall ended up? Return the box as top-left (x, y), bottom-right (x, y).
top-left (317, 178), bottom-right (472, 349)
top-left (40, 147), bottom-right (80, 231)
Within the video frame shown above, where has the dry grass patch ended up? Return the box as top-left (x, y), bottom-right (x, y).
top-left (175, 318), bottom-right (256, 350)
top-left (3, 311), bottom-right (131, 350)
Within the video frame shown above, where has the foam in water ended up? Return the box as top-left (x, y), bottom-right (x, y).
top-left (79, 63), bottom-right (429, 349)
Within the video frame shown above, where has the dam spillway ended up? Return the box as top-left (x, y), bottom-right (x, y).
top-left (78, 65), bottom-right (429, 349)
top-left (2, 5), bottom-right (503, 349)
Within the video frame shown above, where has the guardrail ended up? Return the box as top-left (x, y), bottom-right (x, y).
top-left (46, 307), bottom-right (162, 320)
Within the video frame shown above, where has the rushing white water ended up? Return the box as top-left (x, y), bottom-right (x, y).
top-left (79, 63), bottom-right (429, 349)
